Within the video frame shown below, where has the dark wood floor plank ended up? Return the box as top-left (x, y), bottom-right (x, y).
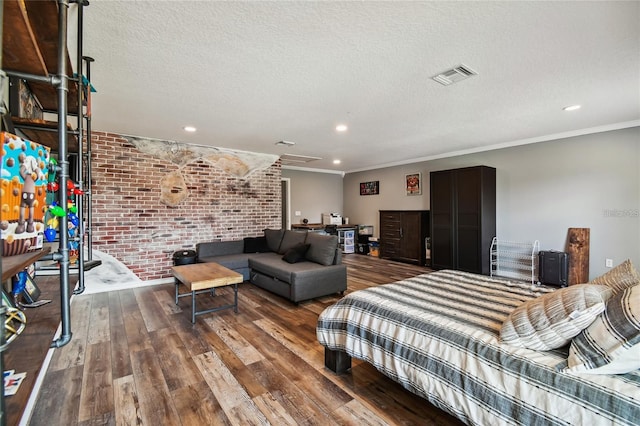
top-left (130, 348), bottom-right (181, 425)
top-left (119, 288), bottom-right (153, 353)
top-left (31, 255), bottom-right (464, 426)
top-left (171, 309), bottom-right (215, 357)
top-left (237, 316), bottom-right (354, 416)
top-left (171, 380), bottom-right (232, 426)
top-left (196, 316), bottom-right (269, 399)
top-left (29, 365), bottom-right (84, 425)
top-left (87, 291), bottom-right (110, 345)
top-left (149, 327), bottom-right (204, 392)
top-left (48, 295), bottom-right (92, 372)
top-left (203, 314), bottom-right (266, 366)
top-left (108, 291), bottom-right (132, 379)
top-left (251, 391), bottom-right (299, 425)
top-left (133, 286), bottom-right (172, 332)
top-left (247, 359), bottom-right (332, 423)
top-left (112, 374), bottom-right (142, 426)
top-left (193, 350), bottom-right (268, 424)
top-left (152, 286), bottom-right (183, 317)
top-left (78, 340), bottom-right (114, 423)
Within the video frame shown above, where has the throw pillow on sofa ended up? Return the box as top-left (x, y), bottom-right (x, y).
top-left (278, 230), bottom-right (308, 254)
top-left (243, 236), bottom-right (270, 253)
top-left (305, 233), bottom-right (339, 266)
top-left (282, 243), bottom-right (310, 264)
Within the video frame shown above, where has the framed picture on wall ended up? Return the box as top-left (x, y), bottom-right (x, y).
top-left (405, 173), bottom-right (422, 195)
top-left (360, 181), bottom-right (379, 196)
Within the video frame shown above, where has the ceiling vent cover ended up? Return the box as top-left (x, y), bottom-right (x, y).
top-left (432, 64), bottom-right (478, 86)
top-left (280, 153), bottom-right (322, 165)
top-left (275, 140), bottom-right (296, 147)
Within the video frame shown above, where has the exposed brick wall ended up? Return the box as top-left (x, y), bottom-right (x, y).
top-left (90, 132), bottom-right (281, 281)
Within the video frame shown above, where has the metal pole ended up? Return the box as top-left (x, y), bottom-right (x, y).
top-left (52, 0), bottom-right (72, 348)
top-left (74, 0), bottom-right (86, 295)
top-left (0, 0), bottom-right (6, 420)
top-left (83, 56), bottom-right (95, 261)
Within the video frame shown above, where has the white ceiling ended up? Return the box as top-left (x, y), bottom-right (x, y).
top-left (79, 1), bottom-right (640, 173)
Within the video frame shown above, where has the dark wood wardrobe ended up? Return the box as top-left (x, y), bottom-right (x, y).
top-left (430, 166), bottom-right (496, 275)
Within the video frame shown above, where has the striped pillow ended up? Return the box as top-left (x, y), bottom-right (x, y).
top-left (500, 284), bottom-right (611, 350)
top-left (589, 259), bottom-right (640, 294)
top-left (566, 284), bottom-right (640, 374)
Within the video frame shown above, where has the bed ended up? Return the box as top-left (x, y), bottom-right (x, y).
top-left (316, 269), bottom-right (640, 426)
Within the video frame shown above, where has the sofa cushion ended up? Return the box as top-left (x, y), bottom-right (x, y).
top-left (278, 230), bottom-right (308, 254)
top-left (282, 243), bottom-right (310, 264)
top-left (197, 253), bottom-right (252, 271)
top-left (249, 253), bottom-right (294, 282)
top-left (264, 229), bottom-right (285, 252)
top-left (305, 233), bottom-right (339, 266)
top-left (197, 240), bottom-right (244, 258)
top-left (243, 236), bottom-right (270, 253)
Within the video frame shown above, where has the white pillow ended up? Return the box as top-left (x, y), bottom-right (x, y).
top-left (589, 259), bottom-right (640, 294)
top-left (500, 284), bottom-right (611, 350)
top-left (566, 284), bottom-right (640, 374)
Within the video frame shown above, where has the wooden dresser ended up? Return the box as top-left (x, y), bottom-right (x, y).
top-left (379, 210), bottom-right (430, 266)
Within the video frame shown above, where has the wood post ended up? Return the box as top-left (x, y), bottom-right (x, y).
top-left (567, 228), bottom-right (590, 285)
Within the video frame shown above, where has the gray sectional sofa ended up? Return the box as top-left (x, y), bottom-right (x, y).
top-left (196, 229), bottom-right (347, 303)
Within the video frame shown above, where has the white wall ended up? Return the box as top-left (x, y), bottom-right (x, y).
top-left (281, 168), bottom-right (343, 225)
top-left (343, 127), bottom-right (640, 279)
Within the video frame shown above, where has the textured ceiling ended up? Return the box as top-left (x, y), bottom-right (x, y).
top-left (79, 1), bottom-right (640, 173)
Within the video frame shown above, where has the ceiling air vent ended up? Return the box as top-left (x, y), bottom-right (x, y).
top-left (432, 64), bottom-right (478, 86)
top-left (275, 140), bottom-right (296, 147)
top-left (279, 153), bottom-right (322, 165)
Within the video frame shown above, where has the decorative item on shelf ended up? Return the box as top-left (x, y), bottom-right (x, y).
top-left (43, 161), bottom-right (83, 265)
top-left (1, 132), bottom-right (50, 256)
top-left (405, 172), bottom-right (422, 195)
top-left (360, 181), bottom-right (379, 196)
top-left (1, 290), bottom-right (15, 310)
top-left (11, 271), bottom-right (51, 308)
top-left (302, 218), bottom-right (309, 224)
top-left (1, 291), bottom-right (27, 348)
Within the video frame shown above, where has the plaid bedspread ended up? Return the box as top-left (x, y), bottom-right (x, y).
top-left (317, 270), bottom-right (640, 426)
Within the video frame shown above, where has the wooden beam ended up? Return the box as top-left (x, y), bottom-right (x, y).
top-left (567, 227), bottom-right (590, 285)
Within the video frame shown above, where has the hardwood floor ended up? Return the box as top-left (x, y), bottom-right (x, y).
top-left (30, 255), bottom-right (465, 425)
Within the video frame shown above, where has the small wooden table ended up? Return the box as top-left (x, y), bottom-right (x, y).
top-left (172, 262), bottom-right (243, 323)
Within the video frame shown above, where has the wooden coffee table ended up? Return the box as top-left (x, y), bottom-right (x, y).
top-left (172, 262), bottom-right (243, 323)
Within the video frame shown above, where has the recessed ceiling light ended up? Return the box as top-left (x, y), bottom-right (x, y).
top-left (335, 124), bottom-right (348, 132)
top-left (563, 105), bottom-right (581, 111)
top-left (333, 159), bottom-right (341, 165)
top-left (183, 126), bottom-right (197, 132)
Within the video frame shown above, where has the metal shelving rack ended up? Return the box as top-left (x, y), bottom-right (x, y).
top-left (490, 237), bottom-right (540, 285)
top-left (0, 1), bottom-right (96, 422)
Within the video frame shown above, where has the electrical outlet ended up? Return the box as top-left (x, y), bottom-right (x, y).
top-left (294, 211), bottom-right (301, 216)
top-left (605, 258), bottom-right (613, 268)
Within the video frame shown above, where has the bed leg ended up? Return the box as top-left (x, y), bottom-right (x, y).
top-left (325, 348), bottom-right (351, 374)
